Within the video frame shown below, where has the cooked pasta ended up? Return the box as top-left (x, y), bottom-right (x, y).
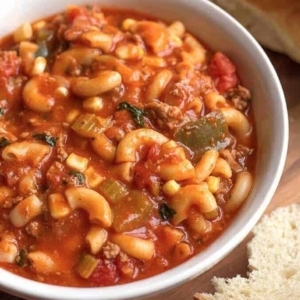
top-left (0, 5), bottom-right (255, 287)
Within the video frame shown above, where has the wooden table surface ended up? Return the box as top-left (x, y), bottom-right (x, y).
top-left (1, 49), bottom-right (300, 300)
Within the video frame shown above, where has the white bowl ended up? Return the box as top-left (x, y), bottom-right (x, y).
top-left (0, 0), bottom-right (288, 299)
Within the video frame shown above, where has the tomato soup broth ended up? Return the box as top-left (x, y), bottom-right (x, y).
top-left (0, 5), bottom-right (255, 287)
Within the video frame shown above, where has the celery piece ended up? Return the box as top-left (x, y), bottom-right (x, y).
top-left (71, 113), bottom-right (112, 138)
top-left (77, 253), bottom-right (99, 279)
top-left (99, 178), bottom-right (129, 204)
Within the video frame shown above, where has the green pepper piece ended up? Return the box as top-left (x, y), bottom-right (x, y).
top-left (35, 41), bottom-right (49, 58)
top-left (174, 110), bottom-right (230, 162)
top-left (35, 28), bottom-right (55, 58)
top-left (112, 190), bottom-right (153, 233)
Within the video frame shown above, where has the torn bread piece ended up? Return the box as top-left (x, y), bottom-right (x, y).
top-left (211, 0), bottom-right (300, 63)
top-left (195, 204), bottom-right (300, 300)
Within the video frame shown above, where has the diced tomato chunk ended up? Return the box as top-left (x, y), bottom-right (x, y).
top-left (0, 51), bottom-right (21, 78)
top-left (89, 259), bottom-right (118, 286)
top-left (208, 51), bottom-right (238, 93)
top-left (216, 73), bottom-right (238, 94)
top-left (147, 143), bottom-right (161, 163)
top-left (134, 162), bottom-right (159, 191)
top-left (209, 52), bottom-right (236, 77)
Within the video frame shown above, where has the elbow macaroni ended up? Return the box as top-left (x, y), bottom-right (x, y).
top-left (225, 171), bottom-right (253, 213)
top-left (2, 141), bottom-right (51, 165)
top-left (85, 226), bottom-right (108, 255)
top-left (9, 195), bottom-right (43, 227)
top-left (23, 74), bottom-right (58, 112)
top-left (110, 234), bottom-right (155, 261)
top-left (71, 71), bottom-right (122, 98)
top-left (65, 187), bottom-right (113, 227)
top-left (115, 128), bottom-right (169, 163)
top-left (170, 184), bottom-right (218, 225)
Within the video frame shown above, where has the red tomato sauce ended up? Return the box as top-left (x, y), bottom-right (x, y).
top-left (0, 5), bottom-right (256, 287)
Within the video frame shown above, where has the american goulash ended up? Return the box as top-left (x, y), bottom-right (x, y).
top-left (0, 5), bottom-right (255, 286)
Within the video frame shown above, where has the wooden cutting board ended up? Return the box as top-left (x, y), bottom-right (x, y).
top-left (1, 49), bottom-right (300, 300)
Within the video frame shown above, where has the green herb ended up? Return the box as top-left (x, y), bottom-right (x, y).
top-left (0, 137), bottom-right (10, 148)
top-left (69, 171), bottom-right (86, 185)
top-left (0, 108), bottom-right (4, 115)
top-left (32, 133), bottom-right (57, 147)
top-left (159, 202), bottom-right (176, 221)
top-left (117, 101), bottom-right (147, 127)
top-left (15, 249), bottom-right (28, 267)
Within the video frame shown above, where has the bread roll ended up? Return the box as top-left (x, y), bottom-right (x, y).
top-left (211, 0), bottom-right (300, 63)
top-left (195, 204), bottom-right (300, 300)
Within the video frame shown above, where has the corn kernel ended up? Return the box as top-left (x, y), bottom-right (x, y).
top-left (162, 180), bottom-right (180, 196)
top-left (82, 97), bottom-right (104, 112)
top-left (122, 18), bottom-right (137, 31)
top-left (55, 86), bottom-right (69, 98)
top-left (30, 56), bottom-right (47, 76)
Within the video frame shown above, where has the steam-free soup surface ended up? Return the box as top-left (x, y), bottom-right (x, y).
top-left (0, 5), bottom-right (255, 286)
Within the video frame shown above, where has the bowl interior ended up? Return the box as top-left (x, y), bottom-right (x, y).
top-left (0, 0), bottom-right (288, 299)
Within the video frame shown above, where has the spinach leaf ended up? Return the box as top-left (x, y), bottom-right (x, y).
top-left (117, 101), bottom-right (147, 127)
top-left (15, 249), bottom-right (28, 267)
top-left (0, 137), bottom-right (10, 148)
top-left (32, 133), bottom-right (57, 147)
top-left (159, 202), bottom-right (176, 221)
top-left (69, 171), bottom-right (86, 185)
